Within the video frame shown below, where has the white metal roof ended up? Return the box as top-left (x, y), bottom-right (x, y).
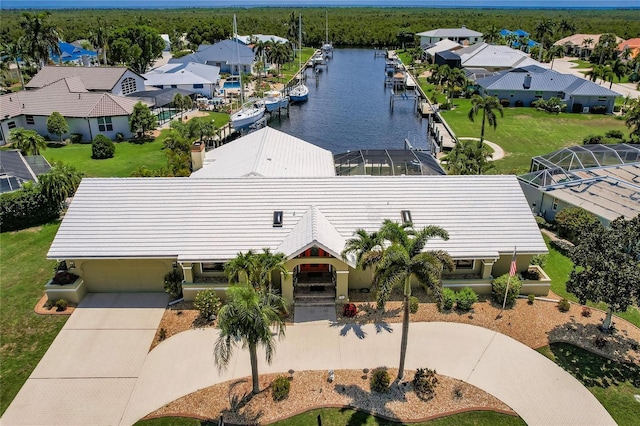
top-left (458, 43), bottom-right (545, 69)
top-left (190, 127), bottom-right (335, 178)
top-left (417, 27), bottom-right (483, 38)
top-left (425, 39), bottom-right (462, 56)
top-left (48, 175), bottom-right (547, 262)
top-left (143, 62), bottom-right (220, 86)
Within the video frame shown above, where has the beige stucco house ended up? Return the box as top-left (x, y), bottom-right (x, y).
top-left (47, 174), bottom-right (549, 305)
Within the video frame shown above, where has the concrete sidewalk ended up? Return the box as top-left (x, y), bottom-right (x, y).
top-left (122, 321), bottom-right (615, 426)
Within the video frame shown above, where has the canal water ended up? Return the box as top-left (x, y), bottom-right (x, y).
top-left (270, 48), bottom-right (428, 153)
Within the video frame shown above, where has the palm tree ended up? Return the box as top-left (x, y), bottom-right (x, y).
top-left (286, 12), bottom-right (299, 54)
top-left (608, 58), bottom-right (628, 84)
top-left (601, 65), bottom-right (616, 89)
top-left (1, 42), bottom-right (26, 89)
top-left (342, 229), bottom-right (383, 274)
top-left (482, 25), bottom-right (501, 45)
top-left (9, 128), bottom-right (47, 155)
top-left (442, 139), bottom-right (495, 175)
top-left (624, 103), bottom-right (640, 138)
top-left (89, 18), bottom-right (109, 65)
top-left (19, 12), bottom-right (61, 68)
top-left (467, 94), bottom-right (504, 144)
top-left (585, 64), bottom-right (604, 83)
top-left (255, 248), bottom-right (289, 294)
top-left (534, 18), bottom-right (555, 62)
top-left (581, 37), bottom-right (594, 58)
top-left (557, 19), bottom-right (576, 38)
top-left (373, 219), bottom-right (453, 380)
top-left (214, 285), bottom-right (286, 394)
top-left (38, 162), bottom-right (82, 204)
top-left (547, 45), bottom-right (565, 69)
top-left (225, 250), bottom-right (258, 287)
top-left (267, 41), bottom-right (291, 78)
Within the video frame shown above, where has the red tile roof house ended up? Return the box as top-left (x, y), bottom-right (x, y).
top-left (0, 67), bottom-right (153, 145)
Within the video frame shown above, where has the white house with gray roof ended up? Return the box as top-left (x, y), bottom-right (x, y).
top-left (0, 77), bottom-right (147, 144)
top-left (475, 65), bottom-right (619, 112)
top-left (456, 43), bottom-right (544, 72)
top-left (47, 175), bottom-right (549, 305)
top-left (417, 26), bottom-right (483, 47)
top-left (169, 40), bottom-right (255, 74)
top-left (143, 62), bottom-right (220, 98)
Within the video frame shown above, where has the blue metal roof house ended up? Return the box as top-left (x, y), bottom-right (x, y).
top-left (169, 40), bottom-right (254, 75)
top-left (50, 41), bottom-right (98, 65)
top-left (475, 65), bottom-right (619, 113)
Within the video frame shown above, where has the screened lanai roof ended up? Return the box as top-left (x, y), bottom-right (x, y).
top-left (334, 149), bottom-right (446, 176)
top-left (531, 144), bottom-right (640, 171)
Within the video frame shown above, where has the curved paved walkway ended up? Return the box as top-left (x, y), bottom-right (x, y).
top-left (456, 137), bottom-right (505, 161)
top-left (121, 321), bottom-right (614, 426)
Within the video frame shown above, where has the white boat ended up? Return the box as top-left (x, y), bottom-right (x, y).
top-left (262, 90), bottom-right (289, 112)
top-left (321, 11), bottom-right (333, 55)
top-left (290, 14), bottom-right (309, 103)
top-left (229, 15), bottom-right (265, 129)
top-left (289, 83), bottom-right (309, 102)
top-left (231, 101), bottom-right (265, 128)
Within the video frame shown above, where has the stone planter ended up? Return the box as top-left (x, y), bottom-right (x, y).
top-left (521, 265), bottom-right (551, 296)
top-left (45, 276), bottom-right (86, 304)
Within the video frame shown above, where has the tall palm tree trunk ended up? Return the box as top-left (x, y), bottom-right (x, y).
top-left (249, 343), bottom-right (260, 394)
top-left (398, 276), bottom-right (411, 380)
top-left (480, 108), bottom-right (487, 144)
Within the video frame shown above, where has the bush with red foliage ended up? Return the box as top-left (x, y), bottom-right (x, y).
top-left (343, 303), bottom-right (358, 317)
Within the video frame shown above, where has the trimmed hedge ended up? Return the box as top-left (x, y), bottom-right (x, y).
top-left (0, 187), bottom-right (60, 232)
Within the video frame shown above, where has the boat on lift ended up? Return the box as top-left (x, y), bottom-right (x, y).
top-left (262, 90), bottom-right (289, 112)
top-left (229, 15), bottom-right (265, 129)
top-left (289, 14), bottom-right (309, 103)
top-left (321, 10), bottom-right (333, 56)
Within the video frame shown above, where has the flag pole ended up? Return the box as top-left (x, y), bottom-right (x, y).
top-left (500, 246), bottom-right (517, 315)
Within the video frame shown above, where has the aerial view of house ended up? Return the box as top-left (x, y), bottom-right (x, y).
top-left (169, 40), bottom-right (255, 74)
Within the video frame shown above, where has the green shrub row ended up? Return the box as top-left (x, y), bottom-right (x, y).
top-left (0, 187), bottom-right (60, 232)
top-left (441, 287), bottom-right (478, 311)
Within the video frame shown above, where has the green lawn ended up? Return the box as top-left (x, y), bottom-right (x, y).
top-left (569, 59), bottom-right (593, 69)
top-left (438, 98), bottom-right (629, 174)
top-left (135, 410), bottom-right (524, 426)
top-left (537, 343), bottom-right (640, 426)
top-left (41, 112), bottom-right (230, 178)
top-left (0, 222), bottom-right (67, 416)
top-left (542, 235), bottom-right (640, 328)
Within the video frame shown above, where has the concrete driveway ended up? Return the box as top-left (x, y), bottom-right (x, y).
top-left (121, 321), bottom-right (615, 426)
top-left (1, 293), bottom-right (167, 426)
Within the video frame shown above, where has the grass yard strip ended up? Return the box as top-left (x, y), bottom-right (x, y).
top-left (439, 98), bottom-right (629, 174)
top-left (135, 410), bottom-right (525, 426)
top-left (0, 222), bottom-right (66, 416)
top-left (537, 343), bottom-right (640, 426)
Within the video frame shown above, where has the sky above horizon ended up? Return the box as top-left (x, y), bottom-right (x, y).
top-left (1, 0), bottom-right (639, 9)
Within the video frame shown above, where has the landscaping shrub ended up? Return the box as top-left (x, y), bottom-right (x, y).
top-left (455, 287), bottom-right (478, 311)
top-left (442, 288), bottom-right (456, 310)
top-left (272, 375), bottom-right (291, 401)
top-left (605, 129), bottom-right (623, 139)
top-left (92, 134), bottom-right (116, 159)
top-left (590, 105), bottom-right (607, 114)
top-left (44, 299), bottom-right (55, 310)
top-left (51, 270), bottom-right (79, 285)
top-left (343, 303), bottom-right (357, 317)
top-left (531, 254), bottom-right (547, 268)
top-left (193, 289), bottom-right (221, 319)
top-left (549, 238), bottom-right (574, 256)
top-left (528, 294), bottom-right (536, 305)
top-left (70, 133), bottom-right (83, 143)
top-left (115, 132), bottom-right (125, 142)
top-left (582, 306), bottom-right (592, 317)
top-left (413, 367), bottom-right (438, 401)
top-left (55, 298), bottom-right (68, 311)
top-left (555, 207), bottom-right (598, 242)
top-left (491, 274), bottom-right (522, 308)
top-left (370, 368), bottom-right (390, 393)
top-left (594, 336), bottom-right (607, 349)
top-left (409, 296), bottom-right (419, 314)
top-left (521, 269), bottom-right (540, 280)
top-left (500, 98), bottom-right (510, 107)
top-left (558, 298), bottom-right (571, 312)
top-left (163, 269), bottom-right (183, 299)
top-left (583, 134), bottom-right (604, 145)
top-left (613, 105), bottom-right (621, 113)
top-left (514, 100), bottom-right (524, 107)
top-left (0, 187), bottom-right (61, 232)
top-left (158, 328), bottom-right (167, 341)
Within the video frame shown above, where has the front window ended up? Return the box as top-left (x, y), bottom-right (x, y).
top-left (552, 198), bottom-right (558, 211)
top-left (193, 84), bottom-right (204, 89)
top-left (26, 115), bottom-right (35, 125)
top-left (202, 262), bottom-right (224, 272)
top-left (98, 117), bottom-right (113, 132)
top-left (7, 121), bottom-right (16, 129)
top-left (455, 260), bottom-right (474, 270)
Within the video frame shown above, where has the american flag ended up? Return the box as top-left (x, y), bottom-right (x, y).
top-left (509, 248), bottom-right (517, 277)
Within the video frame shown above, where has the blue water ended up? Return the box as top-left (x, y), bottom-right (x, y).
top-left (2, 0), bottom-right (637, 8)
top-left (223, 82), bottom-right (241, 89)
top-left (270, 48), bottom-right (428, 153)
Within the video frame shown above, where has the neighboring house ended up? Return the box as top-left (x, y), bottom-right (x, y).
top-left (26, 66), bottom-right (145, 96)
top-left (553, 34), bottom-right (624, 58)
top-left (475, 65), bottom-right (619, 112)
top-left (0, 150), bottom-right (51, 193)
top-left (518, 144), bottom-right (640, 225)
top-left (417, 26), bottom-right (483, 47)
top-left (456, 43), bottom-right (544, 72)
top-left (190, 127), bottom-right (335, 178)
top-left (143, 62), bottom-right (220, 98)
top-left (0, 77), bottom-right (147, 144)
top-left (434, 50), bottom-right (462, 68)
top-left (169, 40), bottom-right (255, 74)
top-left (618, 38), bottom-right (640, 59)
top-left (499, 29), bottom-right (538, 52)
top-left (49, 41), bottom-right (98, 66)
top-left (47, 175), bottom-right (549, 304)
top-left (423, 39), bottom-right (463, 62)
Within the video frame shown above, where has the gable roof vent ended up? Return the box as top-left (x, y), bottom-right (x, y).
top-left (273, 211), bottom-right (283, 227)
top-left (401, 210), bottom-right (412, 224)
